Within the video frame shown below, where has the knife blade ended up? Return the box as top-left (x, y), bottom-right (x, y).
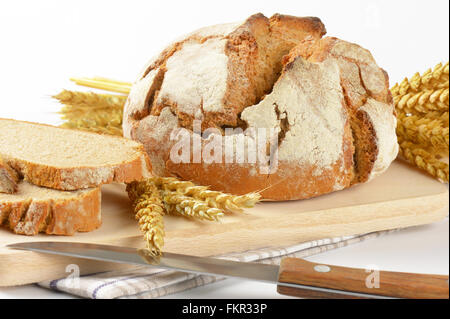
top-left (7, 241), bottom-right (449, 299)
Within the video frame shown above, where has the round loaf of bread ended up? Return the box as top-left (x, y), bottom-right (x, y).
top-left (123, 13), bottom-right (399, 201)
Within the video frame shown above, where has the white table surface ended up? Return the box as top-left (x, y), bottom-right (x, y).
top-left (0, 0), bottom-right (448, 299)
top-left (0, 218), bottom-right (448, 299)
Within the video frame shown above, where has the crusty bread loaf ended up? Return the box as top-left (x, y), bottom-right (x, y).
top-left (123, 14), bottom-right (398, 201)
top-left (0, 181), bottom-right (101, 235)
top-left (0, 157), bottom-right (18, 194)
top-left (0, 118), bottom-right (152, 190)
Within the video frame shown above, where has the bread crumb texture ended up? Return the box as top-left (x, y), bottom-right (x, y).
top-left (123, 14), bottom-right (398, 200)
top-left (0, 118), bottom-right (152, 190)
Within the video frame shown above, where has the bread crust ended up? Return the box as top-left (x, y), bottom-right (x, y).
top-left (123, 15), bottom-right (398, 201)
top-left (1, 118), bottom-right (152, 190)
top-left (167, 160), bottom-right (353, 201)
top-left (295, 37), bottom-right (398, 182)
top-left (0, 157), bottom-right (19, 194)
top-left (0, 182), bottom-right (101, 235)
top-left (123, 13), bottom-right (327, 133)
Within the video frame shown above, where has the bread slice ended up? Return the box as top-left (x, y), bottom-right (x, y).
top-left (0, 118), bottom-right (151, 190)
top-left (0, 181), bottom-right (101, 235)
top-left (0, 156), bottom-right (19, 194)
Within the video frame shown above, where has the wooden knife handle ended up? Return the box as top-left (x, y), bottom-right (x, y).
top-left (277, 258), bottom-right (449, 299)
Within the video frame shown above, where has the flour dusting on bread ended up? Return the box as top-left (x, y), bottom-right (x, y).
top-left (242, 57), bottom-right (346, 174)
top-left (157, 39), bottom-right (229, 115)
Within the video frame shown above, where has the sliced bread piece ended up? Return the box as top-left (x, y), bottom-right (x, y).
top-left (0, 118), bottom-right (151, 190)
top-left (0, 156), bottom-right (19, 194)
top-left (0, 181), bottom-right (101, 235)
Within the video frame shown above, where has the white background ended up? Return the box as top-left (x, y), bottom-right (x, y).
top-left (0, 0), bottom-right (449, 122)
top-left (0, 0), bottom-right (448, 298)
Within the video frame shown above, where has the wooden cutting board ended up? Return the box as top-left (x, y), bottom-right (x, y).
top-left (0, 161), bottom-right (448, 286)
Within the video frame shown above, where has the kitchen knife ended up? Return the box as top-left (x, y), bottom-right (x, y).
top-left (8, 241), bottom-right (449, 299)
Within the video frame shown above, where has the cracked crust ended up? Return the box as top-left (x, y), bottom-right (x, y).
top-left (123, 15), bottom-right (397, 200)
top-left (0, 181), bottom-right (101, 235)
top-left (123, 13), bottom-right (326, 132)
top-left (0, 118), bottom-right (152, 190)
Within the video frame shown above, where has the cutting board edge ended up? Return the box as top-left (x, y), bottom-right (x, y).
top-left (0, 256), bottom-right (135, 287)
top-left (0, 191), bottom-right (447, 287)
top-left (160, 192), bottom-right (449, 255)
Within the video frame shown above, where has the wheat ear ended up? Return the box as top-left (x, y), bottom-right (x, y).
top-left (391, 62), bottom-right (449, 114)
top-left (397, 136), bottom-right (449, 183)
top-left (391, 62), bottom-right (449, 96)
top-left (421, 111), bottom-right (449, 126)
top-left (53, 90), bottom-right (125, 136)
top-left (394, 88), bottom-right (449, 113)
top-left (152, 177), bottom-right (261, 213)
top-left (397, 112), bottom-right (449, 150)
top-left (60, 120), bottom-right (123, 136)
top-left (126, 181), bottom-right (166, 255)
top-left (391, 62), bottom-right (449, 183)
top-left (161, 190), bottom-right (224, 221)
top-left (59, 108), bottom-right (123, 136)
top-left (54, 90), bottom-right (127, 110)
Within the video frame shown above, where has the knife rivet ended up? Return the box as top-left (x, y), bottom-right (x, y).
top-left (314, 265), bottom-right (331, 273)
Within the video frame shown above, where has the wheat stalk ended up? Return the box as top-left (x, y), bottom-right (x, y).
top-left (151, 177), bottom-right (261, 213)
top-left (125, 177), bottom-right (260, 252)
top-left (391, 62), bottom-right (449, 183)
top-left (126, 181), bottom-right (166, 255)
top-left (70, 77), bottom-right (132, 94)
top-left (90, 77), bottom-right (132, 87)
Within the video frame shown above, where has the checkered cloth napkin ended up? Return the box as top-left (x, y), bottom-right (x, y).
top-left (38, 230), bottom-right (394, 299)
